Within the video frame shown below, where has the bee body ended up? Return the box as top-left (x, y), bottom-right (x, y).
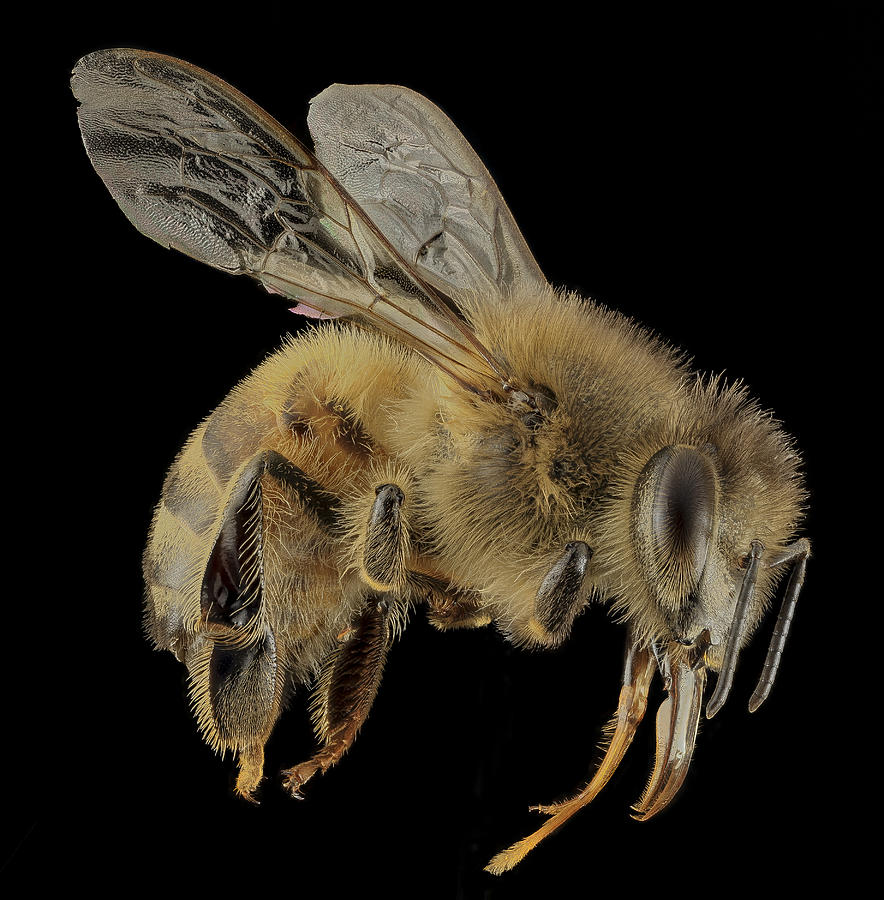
top-left (73, 50), bottom-right (810, 871)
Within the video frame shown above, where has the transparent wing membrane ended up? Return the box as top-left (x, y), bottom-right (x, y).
top-left (307, 83), bottom-right (548, 303)
top-left (71, 49), bottom-right (507, 393)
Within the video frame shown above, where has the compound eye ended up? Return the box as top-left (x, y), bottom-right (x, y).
top-left (633, 445), bottom-right (718, 608)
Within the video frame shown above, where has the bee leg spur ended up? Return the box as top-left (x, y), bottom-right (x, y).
top-left (280, 598), bottom-right (391, 798)
top-left (361, 484), bottom-right (407, 590)
top-left (485, 643), bottom-right (655, 875)
top-left (527, 541), bottom-right (592, 645)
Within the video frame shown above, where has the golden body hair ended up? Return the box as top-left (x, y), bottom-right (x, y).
top-left (144, 286), bottom-right (803, 795)
top-left (74, 50), bottom-right (810, 874)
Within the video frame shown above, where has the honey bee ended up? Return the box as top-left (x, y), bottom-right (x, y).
top-left (71, 48), bottom-right (809, 873)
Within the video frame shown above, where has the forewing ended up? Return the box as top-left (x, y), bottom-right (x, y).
top-left (71, 49), bottom-right (504, 391)
top-left (308, 84), bottom-right (548, 303)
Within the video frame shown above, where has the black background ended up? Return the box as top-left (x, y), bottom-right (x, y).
top-left (9, 6), bottom-right (874, 896)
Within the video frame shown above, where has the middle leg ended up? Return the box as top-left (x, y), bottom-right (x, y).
top-left (280, 596), bottom-right (391, 797)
